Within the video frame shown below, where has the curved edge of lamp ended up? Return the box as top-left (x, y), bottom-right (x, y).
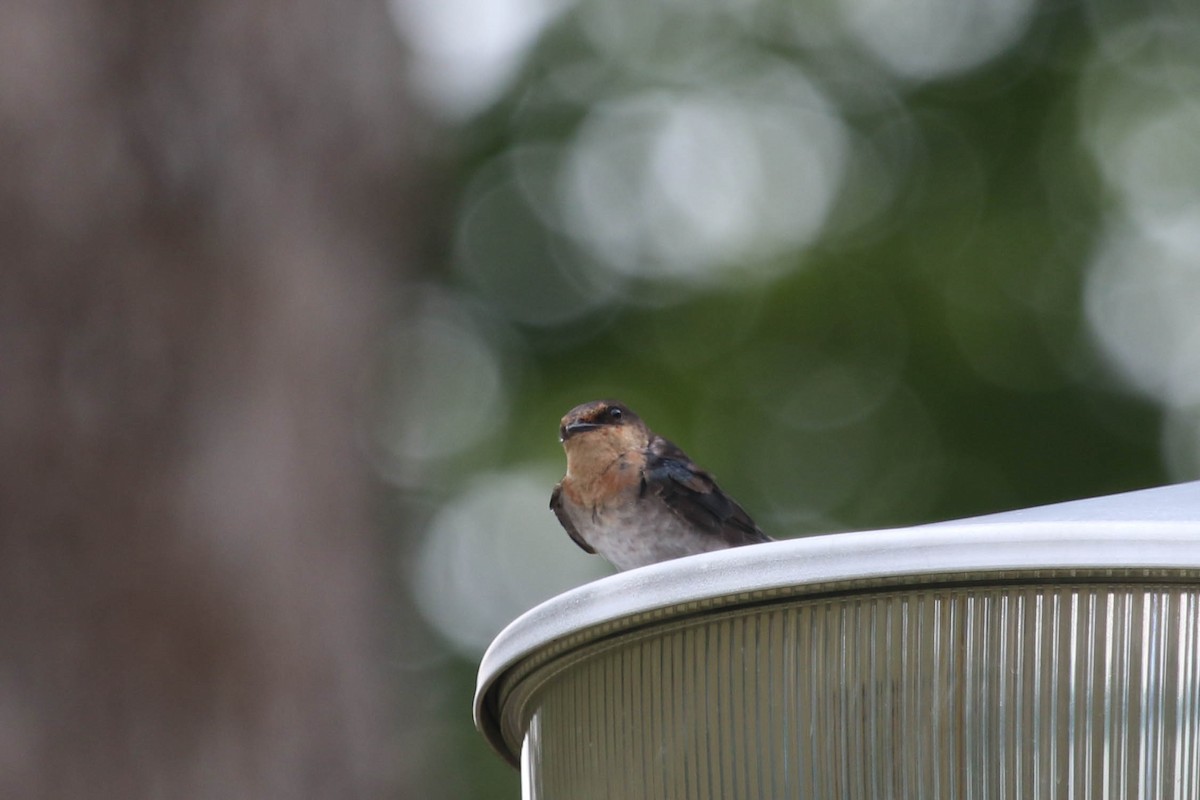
top-left (474, 480), bottom-right (1200, 764)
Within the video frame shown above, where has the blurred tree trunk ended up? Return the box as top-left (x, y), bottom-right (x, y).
top-left (0, 0), bottom-right (417, 796)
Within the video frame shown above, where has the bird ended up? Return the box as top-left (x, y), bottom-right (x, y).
top-left (550, 399), bottom-right (771, 571)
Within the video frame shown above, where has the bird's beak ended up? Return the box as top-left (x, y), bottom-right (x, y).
top-left (560, 421), bottom-right (601, 442)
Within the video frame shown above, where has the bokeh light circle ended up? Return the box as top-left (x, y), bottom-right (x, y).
top-left (411, 467), bottom-right (610, 656)
top-left (839, 0), bottom-right (1037, 81)
top-left (559, 64), bottom-right (847, 285)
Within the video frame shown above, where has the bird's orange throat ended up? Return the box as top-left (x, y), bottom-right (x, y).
top-left (562, 426), bottom-right (644, 485)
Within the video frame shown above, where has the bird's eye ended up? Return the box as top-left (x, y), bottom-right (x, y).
top-left (608, 407), bottom-right (623, 420)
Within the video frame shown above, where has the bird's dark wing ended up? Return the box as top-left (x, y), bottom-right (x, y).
top-left (642, 436), bottom-right (771, 546)
top-left (550, 483), bottom-right (595, 554)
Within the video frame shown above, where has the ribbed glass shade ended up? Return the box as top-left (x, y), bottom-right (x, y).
top-left (517, 584), bottom-right (1200, 800)
top-left (475, 482), bottom-right (1200, 800)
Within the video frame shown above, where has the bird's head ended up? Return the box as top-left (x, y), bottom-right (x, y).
top-left (559, 400), bottom-right (648, 464)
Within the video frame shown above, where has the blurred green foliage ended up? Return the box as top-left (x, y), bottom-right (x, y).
top-left (387, 0), bottom-right (1200, 795)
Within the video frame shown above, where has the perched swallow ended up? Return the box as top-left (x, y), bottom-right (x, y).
top-left (550, 400), bottom-right (770, 571)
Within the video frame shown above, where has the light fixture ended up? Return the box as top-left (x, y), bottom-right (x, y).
top-left (476, 482), bottom-right (1200, 799)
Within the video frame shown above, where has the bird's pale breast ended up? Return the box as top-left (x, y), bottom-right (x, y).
top-left (558, 483), bottom-right (737, 571)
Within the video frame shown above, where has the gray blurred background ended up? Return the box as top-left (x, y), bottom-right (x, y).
top-left (3, 0), bottom-right (1198, 797)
